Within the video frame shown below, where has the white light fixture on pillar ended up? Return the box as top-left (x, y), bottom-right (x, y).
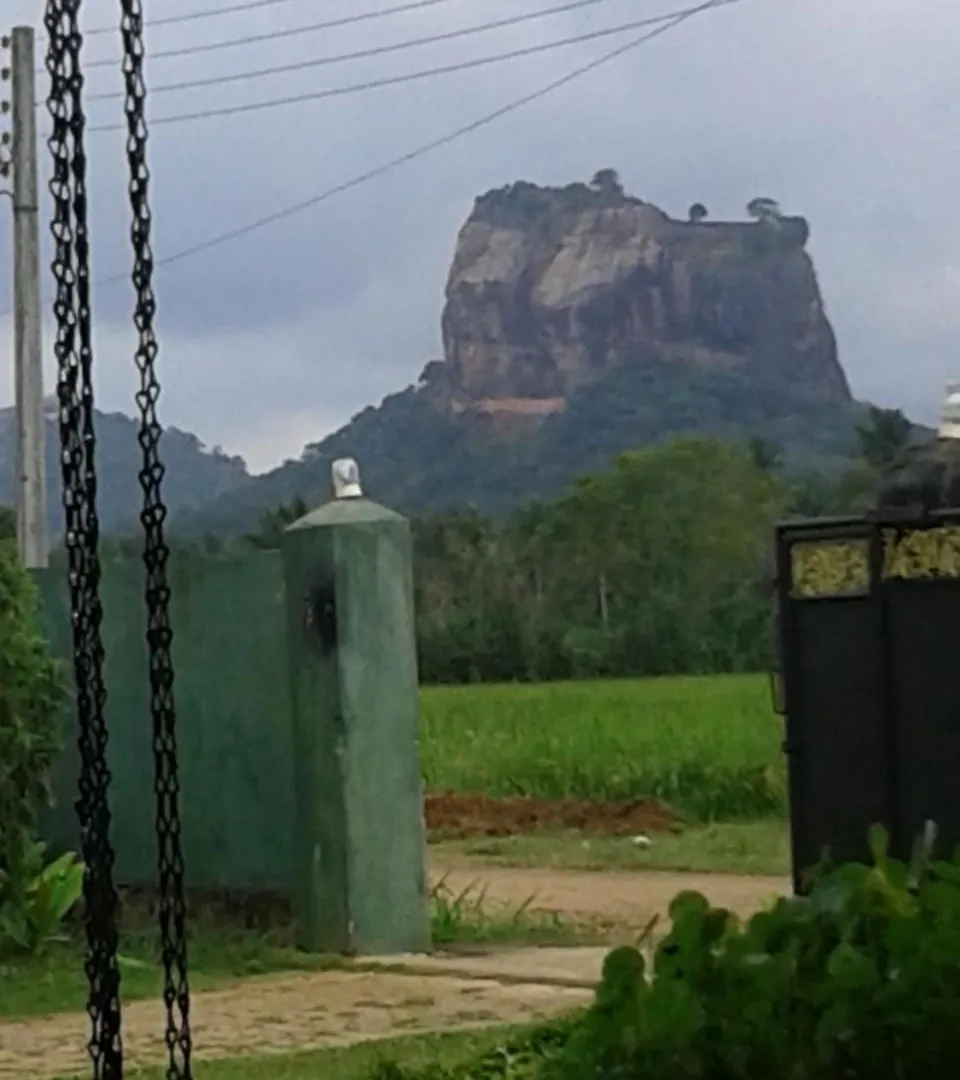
top-left (332, 458), bottom-right (363, 499)
top-left (939, 384), bottom-right (960, 440)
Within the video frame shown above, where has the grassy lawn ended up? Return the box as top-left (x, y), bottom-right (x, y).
top-left (420, 674), bottom-right (784, 820)
top-left (429, 878), bottom-right (595, 947)
top-left (91, 1027), bottom-right (527, 1080)
top-left (0, 927), bottom-right (342, 1021)
top-left (433, 820), bottom-right (791, 877)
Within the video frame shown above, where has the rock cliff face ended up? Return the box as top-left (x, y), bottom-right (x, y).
top-left (427, 180), bottom-right (850, 426)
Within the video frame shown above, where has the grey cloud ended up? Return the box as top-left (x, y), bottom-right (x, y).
top-left (1, 0), bottom-right (959, 468)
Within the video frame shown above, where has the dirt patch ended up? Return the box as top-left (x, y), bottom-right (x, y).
top-left (425, 794), bottom-right (679, 839)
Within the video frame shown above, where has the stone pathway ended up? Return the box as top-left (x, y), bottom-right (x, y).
top-left (0, 867), bottom-right (789, 1079)
top-left (366, 946), bottom-right (610, 989)
top-left (0, 963), bottom-right (593, 1080)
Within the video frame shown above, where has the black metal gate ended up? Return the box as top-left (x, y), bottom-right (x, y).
top-left (775, 509), bottom-right (960, 892)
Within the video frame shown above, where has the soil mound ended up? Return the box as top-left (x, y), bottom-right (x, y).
top-left (424, 793), bottom-right (679, 838)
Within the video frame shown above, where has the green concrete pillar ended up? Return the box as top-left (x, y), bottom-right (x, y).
top-left (282, 458), bottom-right (430, 955)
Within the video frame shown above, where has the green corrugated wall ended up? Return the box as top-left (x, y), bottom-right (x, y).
top-left (34, 552), bottom-right (297, 890)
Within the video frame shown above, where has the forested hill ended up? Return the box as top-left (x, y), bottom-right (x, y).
top-left (171, 363), bottom-right (867, 539)
top-left (0, 404), bottom-right (249, 537)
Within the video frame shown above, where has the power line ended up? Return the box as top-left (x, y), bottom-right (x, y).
top-left (86, 6), bottom-right (723, 132)
top-left (91, 0), bottom-right (739, 283)
top-left (80, 0), bottom-right (472, 69)
top-left (0, 0), bottom-right (737, 323)
top-left (82, 0), bottom-right (338, 37)
top-left (85, 0), bottom-right (619, 102)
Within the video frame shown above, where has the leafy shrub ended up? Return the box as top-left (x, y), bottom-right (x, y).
top-left (546, 824), bottom-right (960, 1080)
top-left (0, 541), bottom-right (74, 956)
top-left (0, 842), bottom-right (84, 956)
top-left (376, 825), bottom-right (960, 1080)
top-left (368, 1022), bottom-right (573, 1080)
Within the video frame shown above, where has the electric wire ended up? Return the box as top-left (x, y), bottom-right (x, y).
top-left (82, 0), bottom-right (342, 36)
top-left (85, 0), bottom-right (620, 102)
top-left (82, 0), bottom-right (479, 69)
top-left (92, 0), bottom-right (738, 282)
top-left (85, 5), bottom-right (726, 132)
top-left (0, 0), bottom-right (736, 322)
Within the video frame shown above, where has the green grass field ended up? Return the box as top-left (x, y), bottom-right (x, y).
top-left (439, 820), bottom-right (791, 876)
top-left (419, 674), bottom-right (785, 821)
top-left (84, 1029), bottom-right (525, 1080)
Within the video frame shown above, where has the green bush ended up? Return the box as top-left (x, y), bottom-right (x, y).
top-left (0, 842), bottom-right (84, 955)
top-left (377, 826), bottom-right (960, 1080)
top-left (369, 1023), bottom-right (573, 1080)
top-left (0, 541), bottom-right (75, 957)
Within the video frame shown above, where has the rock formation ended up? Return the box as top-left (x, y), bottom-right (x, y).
top-left (423, 179), bottom-right (851, 429)
top-left (171, 175), bottom-right (867, 536)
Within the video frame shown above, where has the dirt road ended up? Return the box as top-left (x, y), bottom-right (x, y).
top-left (431, 863), bottom-right (789, 927)
top-left (1, 865), bottom-right (789, 1079)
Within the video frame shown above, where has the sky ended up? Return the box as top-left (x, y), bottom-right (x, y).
top-left (0, 0), bottom-right (957, 474)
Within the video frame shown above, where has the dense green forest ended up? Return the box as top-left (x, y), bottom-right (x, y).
top-left (171, 362), bottom-right (880, 537)
top-left (20, 405), bottom-right (912, 685)
top-left (226, 406), bottom-right (906, 683)
top-left (407, 411), bottom-right (903, 683)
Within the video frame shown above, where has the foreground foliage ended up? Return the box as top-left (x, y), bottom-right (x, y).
top-left (0, 542), bottom-right (79, 957)
top-left (380, 827), bottom-right (960, 1080)
top-left (0, 843), bottom-right (83, 956)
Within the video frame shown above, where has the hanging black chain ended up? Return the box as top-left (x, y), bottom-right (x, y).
top-left (117, 3), bottom-right (193, 1078)
top-left (44, 2), bottom-right (124, 1078)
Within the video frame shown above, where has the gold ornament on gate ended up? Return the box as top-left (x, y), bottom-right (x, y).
top-left (790, 526), bottom-right (960, 597)
top-left (790, 540), bottom-right (870, 598)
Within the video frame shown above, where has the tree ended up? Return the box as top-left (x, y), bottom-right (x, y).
top-left (855, 405), bottom-right (913, 470)
top-left (417, 359), bottom-right (446, 387)
top-left (688, 202), bottom-right (708, 223)
top-left (541, 437), bottom-right (787, 675)
top-left (409, 434), bottom-right (790, 684)
top-left (0, 506), bottom-right (15, 543)
top-left (747, 436), bottom-right (783, 473)
top-left (746, 196), bottom-right (782, 222)
top-left (0, 542), bottom-right (65, 957)
top-left (244, 495), bottom-right (309, 550)
top-left (590, 168), bottom-right (623, 196)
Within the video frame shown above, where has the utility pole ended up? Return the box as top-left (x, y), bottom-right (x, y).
top-left (7, 26), bottom-right (48, 567)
